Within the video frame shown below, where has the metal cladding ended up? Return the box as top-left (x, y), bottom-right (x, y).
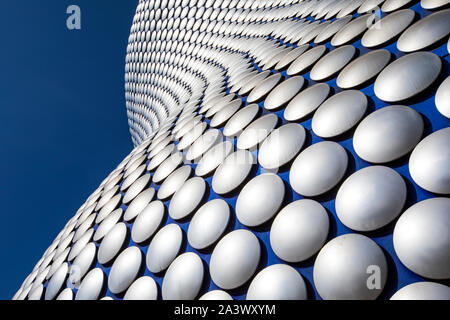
top-left (14, 0), bottom-right (450, 301)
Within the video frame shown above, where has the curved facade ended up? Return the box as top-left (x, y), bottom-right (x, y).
top-left (14, 0), bottom-right (450, 300)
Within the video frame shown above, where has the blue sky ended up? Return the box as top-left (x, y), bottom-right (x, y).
top-left (0, 1), bottom-right (138, 298)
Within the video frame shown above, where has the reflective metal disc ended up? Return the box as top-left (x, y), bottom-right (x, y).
top-left (270, 200), bottom-right (329, 262)
top-left (421, 0), bottom-right (450, 9)
top-left (397, 9), bottom-right (450, 52)
top-left (108, 246), bottom-right (142, 294)
top-left (71, 243), bottom-right (96, 283)
top-left (75, 268), bottom-right (105, 300)
top-left (236, 173), bottom-right (285, 227)
top-left (146, 223), bottom-right (182, 273)
top-left (98, 222), bottom-right (128, 265)
top-left (56, 288), bottom-right (73, 300)
top-left (212, 150), bottom-right (255, 195)
top-left (435, 76), bottom-right (450, 118)
top-left (381, 0), bottom-right (415, 12)
top-left (337, 0), bottom-right (365, 18)
top-left (283, 83), bottom-right (330, 121)
top-left (289, 141), bottom-right (348, 197)
top-left (210, 99), bottom-right (242, 127)
top-left (310, 45), bottom-right (356, 81)
top-left (195, 141), bottom-right (234, 177)
top-left (353, 105), bottom-right (423, 163)
top-left (246, 264), bottom-right (307, 300)
top-left (247, 73), bottom-right (282, 103)
top-left (264, 76), bottom-right (305, 110)
top-left (157, 165), bottom-right (192, 200)
top-left (93, 208), bottom-right (123, 242)
top-left (358, 0), bottom-right (386, 13)
top-left (409, 128), bottom-right (450, 194)
top-left (275, 44), bottom-right (310, 70)
top-left (314, 234), bottom-right (387, 300)
top-left (124, 188), bottom-right (155, 221)
top-left (374, 52), bottom-right (442, 102)
top-left (287, 45), bottom-right (327, 75)
top-left (121, 164), bottom-right (146, 191)
top-left (390, 282), bottom-right (450, 300)
top-left (147, 144), bottom-right (175, 171)
top-left (237, 114), bottom-right (278, 150)
top-left (199, 290), bottom-right (233, 300)
top-left (45, 262), bottom-right (68, 300)
top-left (361, 9), bottom-right (415, 48)
top-left (187, 199), bottom-right (230, 250)
top-left (95, 186), bottom-right (119, 212)
top-left (258, 123), bottom-right (306, 169)
top-left (162, 252), bottom-right (204, 300)
top-left (123, 276), bottom-right (158, 300)
top-left (336, 166), bottom-right (407, 231)
top-left (223, 103), bottom-right (259, 138)
top-left (177, 122), bottom-right (207, 151)
top-left (123, 173), bottom-right (151, 204)
top-left (131, 200), bottom-right (165, 243)
top-left (315, 16), bottom-right (353, 44)
top-left (186, 129), bottom-right (222, 162)
top-left (393, 197), bottom-right (450, 279)
top-left (153, 152), bottom-right (184, 183)
top-left (169, 177), bottom-right (206, 220)
top-left (331, 14), bottom-right (373, 47)
top-left (337, 49), bottom-right (391, 89)
top-left (28, 285), bottom-right (43, 300)
top-left (96, 194), bottom-right (121, 224)
top-left (312, 90), bottom-right (367, 138)
top-left (69, 228), bottom-right (94, 262)
top-left (239, 71), bottom-right (271, 95)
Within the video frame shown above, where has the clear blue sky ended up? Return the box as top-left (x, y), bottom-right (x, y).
top-left (0, 0), bottom-right (138, 298)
